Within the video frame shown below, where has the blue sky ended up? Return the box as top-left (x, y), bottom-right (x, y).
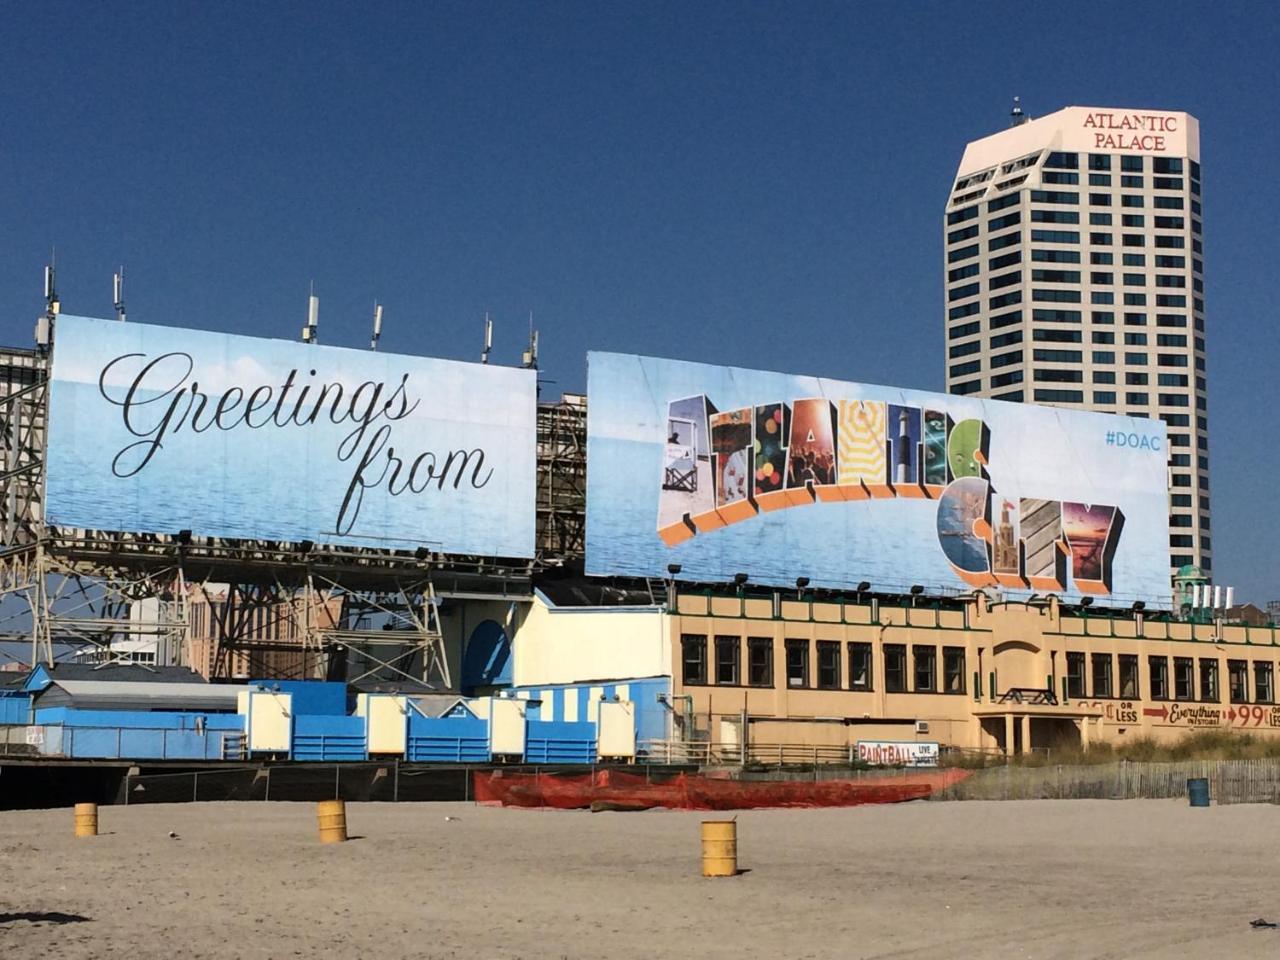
top-left (1, 2), bottom-right (1276, 602)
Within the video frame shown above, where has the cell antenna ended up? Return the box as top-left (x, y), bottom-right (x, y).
top-left (370, 301), bottom-right (384, 350)
top-left (36, 261), bottom-right (59, 350)
top-left (522, 323), bottom-right (539, 370)
top-left (113, 267), bottom-right (126, 322)
top-left (481, 312), bottom-right (493, 364)
top-left (303, 283), bottom-right (319, 344)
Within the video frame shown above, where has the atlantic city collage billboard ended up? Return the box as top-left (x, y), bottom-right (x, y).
top-left (585, 352), bottom-right (1171, 608)
top-left (46, 315), bottom-right (536, 557)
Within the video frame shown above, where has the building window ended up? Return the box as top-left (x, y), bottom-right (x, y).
top-left (785, 640), bottom-right (809, 689)
top-left (885, 644), bottom-right (907, 693)
top-left (1255, 662), bottom-right (1274, 705)
top-left (913, 646), bottom-right (937, 693)
top-left (747, 637), bottom-right (772, 687)
top-left (681, 634), bottom-right (707, 686)
top-left (1091, 653), bottom-right (1113, 698)
top-left (944, 647), bottom-right (966, 694)
top-left (849, 642), bottom-right (873, 691)
top-left (1229, 660), bottom-right (1249, 704)
top-left (1066, 652), bottom-right (1086, 699)
top-left (1199, 658), bottom-right (1219, 702)
top-left (817, 641), bottom-right (841, 690)
top-left (1119, 655), bottom-right (1139, 699)
top-left (715, 635), bottom-right (740, 686)
top-left (1174, 658), bottom-right (1194, 700)
top-left (1149, 656), bottom-right (1168, 700)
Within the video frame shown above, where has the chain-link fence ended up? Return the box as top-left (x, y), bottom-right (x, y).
top-left (114, 762), bottom-right (695, 806)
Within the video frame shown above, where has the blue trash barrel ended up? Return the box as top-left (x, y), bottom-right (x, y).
top-left (1187, 777), bottom-right (1210, 807)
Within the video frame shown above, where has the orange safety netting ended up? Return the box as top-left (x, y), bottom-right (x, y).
top-left (473, 767), bottom-right (972, 811)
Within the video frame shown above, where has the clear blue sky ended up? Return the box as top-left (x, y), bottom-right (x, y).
top-left (1, 2), bottom-right (1276, 602)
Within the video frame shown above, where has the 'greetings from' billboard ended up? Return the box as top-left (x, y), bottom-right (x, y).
top-left (46, 315), bottom-right (536, 557)
top-left (585, 352), bottom-right (1171, 607)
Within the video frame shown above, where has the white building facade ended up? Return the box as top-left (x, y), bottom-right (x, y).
top-left (944, 106), bottom-right (1209, 577)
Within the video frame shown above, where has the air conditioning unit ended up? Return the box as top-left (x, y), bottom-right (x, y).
top-left (914, 720), bottom-right (930, 735)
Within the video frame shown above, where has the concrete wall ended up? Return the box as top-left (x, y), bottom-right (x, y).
top-left (512, 592), bottom-right (667, 687)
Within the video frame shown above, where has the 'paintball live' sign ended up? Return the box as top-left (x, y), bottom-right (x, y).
top-left (857, 741), bottom-right (939, 767)
top-left (585, 353), bottom-right (1172, 605)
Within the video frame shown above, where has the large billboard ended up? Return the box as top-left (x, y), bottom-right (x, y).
top-left (46, 315), bottom-right (536, 557)
top-left (586, 352), bottom-right (1171, 607)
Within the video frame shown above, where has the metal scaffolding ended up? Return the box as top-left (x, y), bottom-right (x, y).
top-left (536, 393), bottom-right (587, 562)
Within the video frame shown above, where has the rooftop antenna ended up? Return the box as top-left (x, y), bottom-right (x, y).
top-left (521, 312), bottom-right (538, 370)
top-left (303, 282), bottom-right (318, 344)
top-left (113, 266), bottom-right (126, 322)
top-left (481, 312), bottom-right (493, 364)
top-left (370, 301), bottom-right (384, 350)
top-left (35, 258), bottom-right (59, 351)
top-left (1010, 96), bottom-right (1027, 127)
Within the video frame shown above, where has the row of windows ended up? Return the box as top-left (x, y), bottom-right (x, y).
top-left (680, 636), bottom-right (967, 694)
top-left (1064, 654), bottom-right (1269, 705)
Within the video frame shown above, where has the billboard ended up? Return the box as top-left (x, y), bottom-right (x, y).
top-left (586, 352), bottom-right (1171, 607)
top-left (46, 315), bottom-right (536, 557)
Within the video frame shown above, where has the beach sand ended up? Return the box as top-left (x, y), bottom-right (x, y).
top-left (1, 798), bottom-right (1277, 959)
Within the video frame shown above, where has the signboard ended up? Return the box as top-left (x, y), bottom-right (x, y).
top-left (585, 352), bottom-right (1171, 607)
top-left (956, 107), bottom-right (1199, 178)
top-left (856, 740), bottom-right (939, 767)
top-left (46, 315), bottom-right (536, 557)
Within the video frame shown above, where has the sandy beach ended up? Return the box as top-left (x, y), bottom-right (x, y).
top-left (2, 798), bottom-right (1277, 959)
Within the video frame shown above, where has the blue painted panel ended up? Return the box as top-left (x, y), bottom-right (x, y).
top-left (506, 676), bottom-right (672, 745)
top-left (21, 664), bottom-right (54, 693)
top-left (406, 713), bottom-right (489, 762)
top-left (292, 714), bottom-right (367, 761)
top-left (60, 725), bottom-right (232, 760)
top-left (526, 720), bottom-right (597, 764)
top-left (33, 708), bottom-right (243, 731)
top-left (0, 695), bottom-right (32, 724)
top-left (253, 680), bottom-right (348, 716)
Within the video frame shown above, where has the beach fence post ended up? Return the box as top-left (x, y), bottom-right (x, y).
top-left (192, 771), bottom-right (199, 803)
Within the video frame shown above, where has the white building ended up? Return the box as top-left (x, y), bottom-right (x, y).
top-left (944, 105), bottom-right (1209, 577)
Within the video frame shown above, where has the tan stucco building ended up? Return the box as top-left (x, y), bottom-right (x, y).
top-left (661, 588), bottom-right (1277, 758)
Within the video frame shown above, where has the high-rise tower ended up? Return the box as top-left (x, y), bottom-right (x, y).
top-left (944, 105), bottom-right (1209, 577)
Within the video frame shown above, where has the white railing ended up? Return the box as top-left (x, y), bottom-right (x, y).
top-left (639, 739), bottom-right (855, 766)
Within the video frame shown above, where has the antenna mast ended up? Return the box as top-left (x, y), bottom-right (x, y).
top-left (481, 312), bottom-right (493, 364)
top-left (302, 283), bottom-right (319, 344)
top-left (35, 260), bottom-right (59, 352)
top-left (113, 266), bottom-right (127, 322)
top-left (522, 319), bottom-right (538, 370)
top-left (1010, 96), bottom-right (1027, 127)
top-left (370, 301), bottom-right (384, 350)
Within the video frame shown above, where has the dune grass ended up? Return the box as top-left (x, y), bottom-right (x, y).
top-left (947, 729), bottom-right (1280, 767)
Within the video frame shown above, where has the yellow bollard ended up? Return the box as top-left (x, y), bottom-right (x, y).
top-left (701, 819), bottom-right (737, 877)
top-left (74, 802), bottom-right (98, 838)
top-left (317, 799), bottom-right (348, 844)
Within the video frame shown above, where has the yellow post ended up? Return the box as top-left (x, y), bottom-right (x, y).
top-left (317, 799), bottom-right (348, 844)
top-left (74, 802), bottom-right (98, 838)
top-left (701, 819), bottom-right (737, 877)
